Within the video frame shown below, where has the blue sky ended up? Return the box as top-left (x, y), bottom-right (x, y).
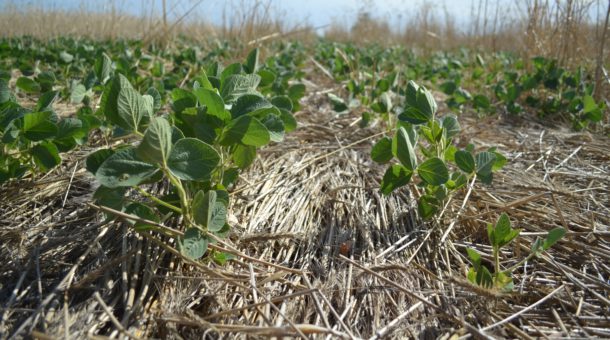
top-left (1, 0), bottom-right (505, 24)
top-left (1, 0), bottom-right (603, 32)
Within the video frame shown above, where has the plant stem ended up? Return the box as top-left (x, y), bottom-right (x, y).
top-left (163, 167), bottom-right (192, 227)
top-left (506, 252), bottom-right (537, 273)
top-left (132, 186), bottom-right (182, 213)
top-left (493, 246), bottom-right (500, 280)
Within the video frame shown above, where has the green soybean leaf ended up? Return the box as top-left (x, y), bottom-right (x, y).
top-left (0, 79), bottom-right (10, 103)
top-left (477, 266), bottom-right (494, 288)
top-left (419, 123), bottom-right (436, 144)
top-left (371, 137), bottom-right (393, 164)
top-left (416, 87), bottom-right (437, 118)
top-left (417, 195), bottom-right (439, 219)
top-left (417, 157), bottom-right (449, 186)
top-left (446, 171), bottom-right (467, 190)
top-left (136, 117), bottom-right (172, 165)
top-left (207, 61), bottom-right (222, 78)
top-left (476, 151), bottom-right (497, 177)
top-left (171, 126), bottom-right (185, 144)
top-left (582, 95), bottom-right (602, 122)
top-left (93, 186), bottom-right (127, 211)
top-left (222, 167), bottom-right (240, 187)
top-left (214, 187), bottom-right (230, 206)
top-left (30, 141), bottom-right (61, 172)
top-left (1, 108), bottom-right (25, 132)
top-left (221, 63), bottom-right (243, 82)
top-left (233, 144), bottom-right (256, 169)
top-left (192, 190), bottom-right (227, 232)
top-left (125, 202), bottom-right (159, 231)
top-left (37, 90), bottom-right (59, 111)
top-left (142, 94), bottom-right (155, 119)
top-left (394, 127), bottom-right (417, 170)
top-left (271, 96), bottom-right (293, 112)
top-left (494, 213), bottom-right (512, 246)
top-left (279, 109), bottom-right (297, 132)
top-left (542, 227), bottom-right (565, 251)
top-left (55, 117), bottom-right (87, 151)
top-left (466, 248), bottom-right (481, 268)
top-left (220, 115), bottom-right (270, 147)
top-left (487, 223), bottom-right (495, 248)
top-left (244, 48), bottom-right (259, 74)
top-left (94, 52), bottom-right (112, 84)
top-left (171, 88), bottom-right (197, 114)
top-left (191, 114), bottom-right (218, 143)
top-left (491, 151), bottom-right (507, 171)
top-left (399, 107), bottom-right (429, 125)
top-left (231, 94), bottom-right (273, 118)
top-left (193, 88), bottom-right (226, 119)
top-left (373, 92), bottom-right (392, 113)
top-left (360, 111), bottom-right (371, 128)
top-left (86, 148), bottom-right (115, 174)
top-left (439, 81), bottom-right (456, 95)
top-left (167, 138), bottom-right (220, 181)
top-left (213, 251), bottom-right (235, 265)
top-left (59, 51), bottom-right (74, 63)
top-left (495, 271), bottom-right (514, 292)
top-left (16, 77), bottom-right (41, 94)
top-left (71, 83), bottom-right (87, 104)
top-left (147, 87), bottom-right (162, 111)
top-left (117, 87), bottom-right (146, 132)
top-left (467, 267), bottom-right (477, 284)
top-left (380, 165), bottom-right (412, 195)
top-left (531, 238), bottom-right (543, 254)
top-left (473, 94), bottom-right (491, 110)
top-left (261, 114), bottom-right (285, 142)
top-left (21, 111), bottom-right (57, 141)
top-left (178, 228), bottom-right (208, 260)
top-left (257, 69), bottom-right (276, 87)
top-left (504, 229), bottom-right (521, 248)
top-left (405, 81), bottom-right (420, 107)
top-left (328, 93), bottom-right (348, 112)
top-left (96, 148), bottom-right (158, 188)
top-left (455, 150), bottom-right (475, 173)
top-left (37, 71), bottom-right (56, 92)
top-left (99, 74), bottom-right (133, 127)
top-left (582, 95), bottom-right (597, 112)
top-left (55, 118), bottom-right (87, 139)
top-left (193, 71), bottom-right (214, 91)
top-left (441, 115), bottom-right (460, 139)
top-left (2, 124), bottom-right (20, 143)
top-left (220, 74), bottom-right (261, 103)
top-left (0, 69), bottom-right (11, 81)
top-left (377, 78), bottom-right (390, 92)
top-left (288, 83), bottom-right (306, 101)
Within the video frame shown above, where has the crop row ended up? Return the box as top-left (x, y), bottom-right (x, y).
top-left (0, 38), bottom-right (565, 293)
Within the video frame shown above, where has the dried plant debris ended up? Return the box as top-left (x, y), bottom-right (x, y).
top-left (0, 38), bottom-right (608, 339)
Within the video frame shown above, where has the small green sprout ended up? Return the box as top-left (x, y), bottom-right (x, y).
top-left (371, 81), bottom-right (506, 219)
top-left (467, 213), bottom-right (566, 292)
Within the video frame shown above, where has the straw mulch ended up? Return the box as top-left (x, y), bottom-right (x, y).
top-left (1, 66), bottom-right (609, 339)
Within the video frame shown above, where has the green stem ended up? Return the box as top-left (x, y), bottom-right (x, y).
top-left (133, 186), bottom-right (182, 214)
top-left (163, 167), bottom-right (192, 226)
top-left (218, 147), bottom-right (226, 185)
top-left (506, 252), bottom-right (537, 274)
top-left (493, 246), bottom-right (500, 278)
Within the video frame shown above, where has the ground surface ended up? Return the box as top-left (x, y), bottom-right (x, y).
top-left (1, 59), bottom-right (609, 339)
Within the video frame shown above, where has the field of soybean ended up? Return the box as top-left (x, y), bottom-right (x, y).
top-left (0, 1), bottom-right (609, 338)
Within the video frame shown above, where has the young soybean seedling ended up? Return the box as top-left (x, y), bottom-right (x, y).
top-left (371, 80), bottom-right (506, 219)
top-left (467, 213), bottom-right (566, 292)
top-left (87, 49), bottom-right (298, 262)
